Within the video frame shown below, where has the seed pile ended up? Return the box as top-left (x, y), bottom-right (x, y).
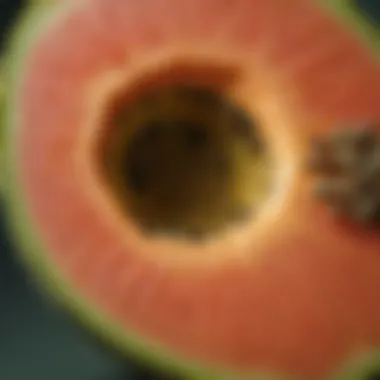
top-left (307, 124), bottom-right (380, 224)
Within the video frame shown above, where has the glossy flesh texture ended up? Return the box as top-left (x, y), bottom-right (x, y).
top-left (4, 0), bottom-right (380, 379)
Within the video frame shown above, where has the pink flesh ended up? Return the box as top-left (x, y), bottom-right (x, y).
top-left (16, 0), bottom-right (380, 378)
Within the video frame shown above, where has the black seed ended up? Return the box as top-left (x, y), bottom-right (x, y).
top-left (357, 162), bottom-right (380, 193)
top-left (222, 102), bottom-right (260, 152)
top-left (181, 122), bottom-right (209, 149)
top-left (307, 123), bottom-right (380, 225)
top-left (352, 196), bottom-right (378, 224)
top-left (176, 86), bottom-right (221, 109)
top-left (372, 204), bottom-right (380, 223)
top-left (138, 120), bottom-right (165, 143)
top-left (313, 179), bottom-right (352, 201)
top-left (330, 128), bottom-right (356, 146)
top-left (127, 161), bottom-right (148, 193)
top-left (230, 108), bottom-right (254, 138)
top-left (354, 126), bottom-right (377, 152)
top-left (209, 152), bottom-right (229, 180)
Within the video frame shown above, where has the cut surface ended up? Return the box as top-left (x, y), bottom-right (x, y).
top-left (5, 0), bottom-right (380, 379)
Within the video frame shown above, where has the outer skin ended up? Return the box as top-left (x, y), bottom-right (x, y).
top-left (0, 63), bottom-right (3, 186)
top-left (0, 1), bottom-right (61, 192)
top-left (1, 1), bottom-right (380, 379)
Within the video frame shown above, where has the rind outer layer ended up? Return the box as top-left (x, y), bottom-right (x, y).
top-left (0, 0), bottom-right (66, 194)
top-left (324, 0), bottom-right (380, 58)
top-left (0, 62), bottom-right (3, 186)
top-left (2, 1), bottom-right (380, 380)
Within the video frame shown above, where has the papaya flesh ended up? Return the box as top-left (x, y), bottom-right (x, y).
top-left (3, 0), bottom-right (380, 379)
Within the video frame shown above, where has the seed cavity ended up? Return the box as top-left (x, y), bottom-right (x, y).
top-left (100, 84), bottom-right (274, 241)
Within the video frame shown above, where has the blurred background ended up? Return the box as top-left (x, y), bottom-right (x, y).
top-left (0, 1), bottom-right (379, 379)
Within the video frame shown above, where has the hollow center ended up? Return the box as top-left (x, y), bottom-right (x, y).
top-left (99, 84), bottom-right (274, 240)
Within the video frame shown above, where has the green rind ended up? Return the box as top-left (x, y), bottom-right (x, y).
top-left (328, 349), bottom-right (380, 380)
top-left (2, 1), bottom-right (379, 380)
top-left (0, 1), bottom-right (62, 194)
top-left (0, 61), bottom-right (4, 192)
top-left (321, 0), bottom-right (380, 58)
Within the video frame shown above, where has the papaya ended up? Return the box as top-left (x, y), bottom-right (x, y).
top-left (2, 1), bottom-right (380, 379)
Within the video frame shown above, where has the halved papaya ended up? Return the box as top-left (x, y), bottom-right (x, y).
top-left (3, 1), bottom-right (380, 379)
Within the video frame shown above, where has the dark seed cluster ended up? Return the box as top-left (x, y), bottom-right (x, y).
top-left (120, 85), bottom-right (267, 241)
top-left (307, 124), bottom-right (380, 225)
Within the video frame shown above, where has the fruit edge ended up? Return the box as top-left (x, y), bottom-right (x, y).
top-left (320, 0), bottom-right (380, 58)
top-left (0, 62), bottom-right (3, 193)
top-left (328, 349), bottom-right (380, 380)
top-left (0, 0), bottom-right (63, 195)
top-left (1, 1), bottom-right (379, 380)
top-left (1, 3), bottom-right (289, 380)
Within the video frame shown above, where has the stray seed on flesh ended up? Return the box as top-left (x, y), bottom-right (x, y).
top-left (352, 196), bottom-right (378, 224)
top-left (313, 179), bottom-right (352, 201)
top-left (358, 162), bottom-right (380, 193)
top-left (307, 123), bottom-right (380, 225)
top-left (353, 126), bottom-right (376, 152)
